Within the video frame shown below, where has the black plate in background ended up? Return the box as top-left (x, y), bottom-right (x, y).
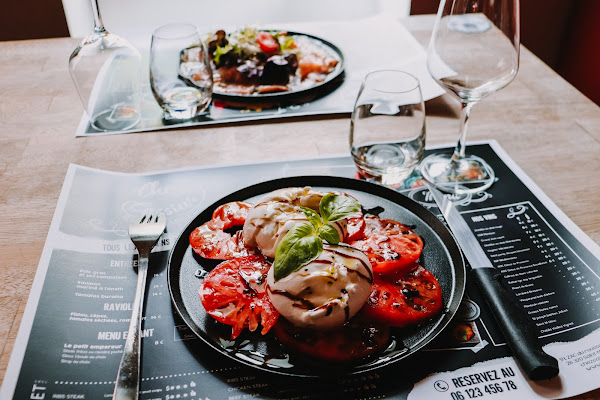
top-left (168, 176), bottom-right (466, 377)
top-left (211, 31), bottom-right (344, 108)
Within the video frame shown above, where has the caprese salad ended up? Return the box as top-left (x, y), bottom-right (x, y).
top-left (190, 187), bottom-right (442, 362)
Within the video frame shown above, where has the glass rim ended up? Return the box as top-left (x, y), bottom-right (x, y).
top-left (363, 70), bottom-right (421, 94)
top-left (152, 23), bottom-right (199, 40)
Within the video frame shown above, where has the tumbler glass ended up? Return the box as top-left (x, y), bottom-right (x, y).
top-left (150, 23), bottom-right (213, 120)
top-left (350, 70), bottom-right (426, 188)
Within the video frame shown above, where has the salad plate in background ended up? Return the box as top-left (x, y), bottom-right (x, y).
top-left (200, 28), bottom-right (344, 106)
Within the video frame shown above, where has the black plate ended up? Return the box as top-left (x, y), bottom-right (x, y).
top-left (211, 31), bottom-right (344, 107)
top-left (168, 176), bottom-right (465, 377)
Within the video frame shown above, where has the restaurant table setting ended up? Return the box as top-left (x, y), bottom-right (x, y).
top-left (73, 13), bottom-right (444, 136)
top-left (2, 142), bottom-right (600, 400)
top-left (1, 0), bottom-right (600, 399)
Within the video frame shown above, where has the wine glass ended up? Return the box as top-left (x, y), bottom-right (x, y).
top-left (420, 0), bottom-right (520, 194)
top-left (68, 0), bottom-right (142, 132)
top-left (350, 70), bottom-right (426, 188)
top-left (150, 23), bottom-right (213, 121)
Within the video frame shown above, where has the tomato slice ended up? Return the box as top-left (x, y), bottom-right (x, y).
top-left (273, 316), bottom-right (390, 362)
top-left (349, 215), bottom-right (423, 275)
top-left (362, 264), bottom-right (442, 327)
top-left (190, 201), bottom-right (255, 260)
top-left (346, 213), bottom-right (366, 242)
top-left (190, 224), bottom-right (254, 259)
top-left (199, 255), bottom-right (279, 339)
top-left (257, 32), bottom-right (279, 53)
top-left (363, 215), bottom-right (416, 236)
top-left (349, 233), bottom-right (423, 275)
top-left (211, 201), bottom-right (253, 230)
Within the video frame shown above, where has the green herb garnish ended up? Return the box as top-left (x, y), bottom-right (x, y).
top-left (280, 36), bottom-right (296, 51)
top-left (213, 43), bottom-right (240, 64)
top-left (273, 194), bottom-right (360, 281)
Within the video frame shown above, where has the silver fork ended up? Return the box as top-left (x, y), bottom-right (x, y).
top-left (113, 213), bottom-right (166, 400)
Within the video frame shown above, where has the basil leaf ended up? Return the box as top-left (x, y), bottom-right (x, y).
top-left (320, 194), bottom-right (361, 223)
top-left (300, 206), bottom-right (322, 230)
top-left (273, 223), bottom-right (322, 281)
top-left (318, 224), bottom-right (340, 245)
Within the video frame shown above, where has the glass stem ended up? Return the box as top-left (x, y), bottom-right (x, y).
top-left (91, 0), bottom-right (106, 34)
top-left (450, 101), bottom-right (475, 168)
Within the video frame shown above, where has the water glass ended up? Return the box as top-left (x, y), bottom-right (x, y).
top-left (350, 70), bottom-right (426, 188)
top-left (150, 23), bottom-right (213, 120)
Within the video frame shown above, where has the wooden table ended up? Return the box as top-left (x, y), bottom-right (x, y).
top-left (1, 15), bottom-right (599, 398)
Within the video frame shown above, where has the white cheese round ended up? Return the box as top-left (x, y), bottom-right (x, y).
top-left (267, 244), bottom-right (373, 329)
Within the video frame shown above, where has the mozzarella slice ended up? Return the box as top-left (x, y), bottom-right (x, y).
top-left (242, 187), bottom-right (347, 258)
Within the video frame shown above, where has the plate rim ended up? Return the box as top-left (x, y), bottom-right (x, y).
top-left (167, 176), bottom-right (466, 377)
top-left (210, 30), bottom-right (345, 101)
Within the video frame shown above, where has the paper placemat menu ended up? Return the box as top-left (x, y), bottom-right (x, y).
top-left (2, 141), bottom-right (600, 400)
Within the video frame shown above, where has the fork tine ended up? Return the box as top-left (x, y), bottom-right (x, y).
top-left (136, 213), bottom-right (166, 225)
top-left (131, 213), bottom-right (165, 230)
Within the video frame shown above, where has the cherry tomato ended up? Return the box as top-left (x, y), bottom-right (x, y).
top-left (273, 315), bottom-right (390, 362)
top-left (361, 264), bottom-right (442, 327)
top-left (190, 201), bottom-right (255, 260)
top-left (199, 255), bottom-right (279, 339)
top-left (256, 32), bottom-right (279, 53)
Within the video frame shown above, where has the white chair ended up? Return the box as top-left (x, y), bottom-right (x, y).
top-left (62, 0), bottom-right (411, 39)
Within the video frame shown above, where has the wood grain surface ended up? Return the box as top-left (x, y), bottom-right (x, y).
top-left (0, 15), bottom-right (598, 399)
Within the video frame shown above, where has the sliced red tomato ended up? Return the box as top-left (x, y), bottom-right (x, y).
top-left (190, 201), bottom-right (255, 260)
top-left (211, 201), bottom-right (253, 230)
top-left (346, 213), bottom-right (366, 242)
top-left (350, 233), bottom-right (423, 275)
top-left (273, 315), bottom-right (390, 362)
top-left (363, 215), bottom-right (416, 237)
top-left (257, 32), bottom-right (279, 53)
top-left (190, 224), bottom-right (253, 259)
top-left (362, 264), bottom-right (442, 327)
top-left (199, 255), bottom-right (279, 339)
